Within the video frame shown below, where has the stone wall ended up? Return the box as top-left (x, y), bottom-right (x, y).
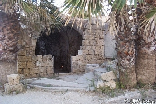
top-left (71, 19), bottom-right (105, 73)
top-left (17, 28), bottom-right (54, 78)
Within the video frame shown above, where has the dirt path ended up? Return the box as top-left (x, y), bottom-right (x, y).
top-left (0, 89), bottom-right (105, 104)
top-left (0, 89), bottom-right (156, 104)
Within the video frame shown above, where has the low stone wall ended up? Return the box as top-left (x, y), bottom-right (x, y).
top-left (17, 54), bottom-right (54, 78)
top-left (17, 28), bottom-right (54, 78)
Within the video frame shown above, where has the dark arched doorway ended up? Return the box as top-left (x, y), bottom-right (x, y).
top-left (35, 26), bottom-right (82, 73)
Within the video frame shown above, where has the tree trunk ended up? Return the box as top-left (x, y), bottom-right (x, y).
top-left (115, 10), bottom-right (137, 88)
top-left (135, 5), bottom-right (156, 85)
top-left (136, 50), bottom-right (156, 84)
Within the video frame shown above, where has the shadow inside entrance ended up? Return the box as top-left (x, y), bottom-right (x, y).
top-left (35, 26), bottom-right (82, 73)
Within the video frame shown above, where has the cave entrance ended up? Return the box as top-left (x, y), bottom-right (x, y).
top-left (35, 26), bottom-right (82, 73)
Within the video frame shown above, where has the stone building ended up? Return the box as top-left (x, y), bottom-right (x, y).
top-left (0, 8), bottom-right (118, 84)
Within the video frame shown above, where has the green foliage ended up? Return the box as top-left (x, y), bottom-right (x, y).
top-left (46, 84), bottom-right (52, 87)
top-left (116, 81), bottom-right (125, 89)
top-left (145, 7), bottom-right (156, 19)
top-left (62, 0), bottom-right (103, 20)
top-left (135, 81), bottom-right (146, 89)
top-left (2, 0), bottom-right (63, 30)
top-left (153, 83), bottom-right (156, 90)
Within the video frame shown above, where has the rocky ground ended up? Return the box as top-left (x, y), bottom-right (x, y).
top-left (0, 88), bottom-right (156, 104)
top-left (0, 72), bottom-right (156, 104)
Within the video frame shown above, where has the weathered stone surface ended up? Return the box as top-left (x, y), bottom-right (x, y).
top-left (97, 80), bottom-right (105, 88)
top-left (18, 62), bottom-right (26, 69)
top-left (4, 83), bottom-right (23, 94)
top-left (36, 61), bottom-right (42, 66)
top-left (101, 71), bottom-right (116, 81)
top-left (85, 64), bottom-right (99, 73)
top-left (18, 49), bottom-right (26, 56)
top-left (7, 74), bottom-right (20, 85)
top-left (18, 56), bottom-right (26, 62)
top-left (104, 80), bottom-right (116, 89)
top-left (37, 55), bottom-right (42, 61)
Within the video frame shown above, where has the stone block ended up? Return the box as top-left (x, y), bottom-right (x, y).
top-left (47, 55), bottom-right (53, 61)
top-left (98, 40), bottom-right (104, 46)
top-left (42, 55), bottom-right (47, 62)
top-left (18, 56), bottom-right (26, 62)
top-left (95, 46), bottom-right (101, 50)
top-left (82, 50), bottom-right (89, 55)
top-left (33, 68), bottom-right (39, 74)
top-left (31, 73), bottom-right (38, 78)
top-left (29, 48), bottom-right (34, 55)
top-left (27, 62), bottom-right (35, 68)
top-left (91, 46), bottom-right (96, 50)
top-left (85, 46), bottom-right (92, 50)
top-left (76, 55), bottom-right (83, 61)
top-left (25, 47), bottom-right (30, 55)
top-left (82, 40), bottom-right (90, 46)
top-left (39, 67), bottom-right (46, 73)
top-left (89, 35), bottom-right (95, 40)
top-left (4, 83), bottom-right (23, 94)
top-left (39, 73), bottom-right (44, 77)
top-left (101, 71), bottom-right (116, 81)
top-left (18, 62), bottom-right (26, 69)
top-left (104, 80), bottom-right (116, 89)
top-left (26, 56), bottom-right (32, 61)
top-left (97, 80), bottom-right (105, 88)
top-left (85, 64), bottom-right (99, 73)
top-left (71, 56), bottom-right (78, 62)
top-left (80, 46), bottom-right (85, 50)
top-left (18, 68), bottom-right (24, 74)
top-left (24, 69), bottom-right (30, 77)
top-left (32, 39), bottom-right (37, 46)
top-left (88, 50), bottom-right (95, 55)
top-left (78, 50), bottom-right (83, 55)
top-left (46, 67), bottom-right (54, 74)
top-left (17, 49), bottom-right (26, 56)
top-left (7, 74), bottom-right (20, 85)
top-left (36, 61), bottom-right (42, 66)
top-left (99, 34), bottom-right (104, 39)
top-left (89, 40), bottom-right (97, 45)
top-left (37, 55), bottom-right (42, 61)
top-left (46, 61), bottom-right (53, 66)
top-left (41, 61), bottom-right (47, 66)
top-left (83, 35), bottom-right (89, 40)
top-left (32, 56), bottom-right (37, 61)
top-left (85, 55), bottom-right (93, 61)
top-left (94, 50), bottom-right (100, 55)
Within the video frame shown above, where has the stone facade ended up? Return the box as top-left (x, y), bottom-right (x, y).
top-left (71, 19), bottom-right (105, 73)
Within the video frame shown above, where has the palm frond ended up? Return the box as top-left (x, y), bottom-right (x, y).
top-left (1, 0), bottom-right (63, 31)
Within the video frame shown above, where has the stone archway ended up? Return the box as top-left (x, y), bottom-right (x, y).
top-left (35, 26), bottom-right (82, 73)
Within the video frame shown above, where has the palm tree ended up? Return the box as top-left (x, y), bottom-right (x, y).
top-left (1, 0), bottom-right (63, 30)
top-left (62, 0), bottom-right (156, 88)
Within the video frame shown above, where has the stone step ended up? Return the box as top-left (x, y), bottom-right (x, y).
top-left (27, 84), bottom-right (86, 92)
top-left (93, 67), bottom-right (108, 79)
top-left (25, 78), bottom-right (88, 91)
